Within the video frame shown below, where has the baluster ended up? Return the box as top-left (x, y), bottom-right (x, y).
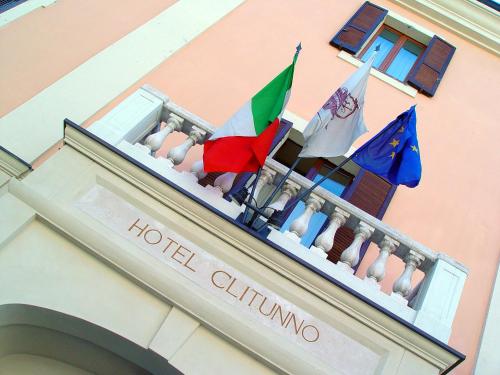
top-left (167, 126), bottom-right (206, 165)
top-left (313, 207), bottom-right (350, 255)
top-left (365, 236), bottom-right (399, 287)
top-left (251, 167), bottom-right (276, 203)
top-left (338, 222), bottom-right (374, 273)
top-left (393, 250), bottom-right (425, 299)
top-left (289, 194), bottom-right (325, 241)
top-left (144, 113), bottom-right (184, 152)
top-left (190, 160), bottom-right (207, 180)
top-left (264, 180), bottom-right (300, 217)
top-left (214, 172), bottom-right (238, 194)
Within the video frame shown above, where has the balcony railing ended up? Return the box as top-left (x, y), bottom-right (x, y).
top-left (85, 85), bottom-right (468, 343)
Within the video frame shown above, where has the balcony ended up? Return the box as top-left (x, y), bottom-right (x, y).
top-left (64, 85), bottom-right (467, 354)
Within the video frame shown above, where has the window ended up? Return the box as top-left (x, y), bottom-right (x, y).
top-left (359, 26), bottom-right (424, 82)
top-left (330, 1), bottom-right (455, 97)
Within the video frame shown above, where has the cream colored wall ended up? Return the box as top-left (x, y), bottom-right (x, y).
top-left (0, 325), bottom-right (149, 375)
top-left (0, 354), bottom-right (93, 375)
top-left (0, 0), bottom-right (175, 117)
top-left (83, 2), bottom-right (499, 373)
top-left (474, 262), bottom-right (500, 374)
top-left (0, 144), bottom-right (461, 374)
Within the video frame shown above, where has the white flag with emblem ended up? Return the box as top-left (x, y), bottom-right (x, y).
top-left (299, 52), bottom-right (377, 158)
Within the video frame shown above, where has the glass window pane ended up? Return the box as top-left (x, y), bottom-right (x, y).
top-left (279, 174), bottom-right (346, 248)
top-left (280, 202), bottom-right (328, 248)
top-left (313, 173), bottom-right (346, 196)
top-left (386, 40), bottom-right (423, 81)
top-left (361, 29), bottom-right (399, 69)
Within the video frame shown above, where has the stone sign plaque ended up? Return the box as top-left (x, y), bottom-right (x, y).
top-left (75, 185), bottom-right (380, 374)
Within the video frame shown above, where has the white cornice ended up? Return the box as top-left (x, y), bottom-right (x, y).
top-left (0, 147), bottom-right (31, 179)
top-left (389, 0), bottom-right (500, 55)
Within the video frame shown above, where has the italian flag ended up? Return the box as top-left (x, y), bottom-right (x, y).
top-left (203, 49), bottom-right (299, 173)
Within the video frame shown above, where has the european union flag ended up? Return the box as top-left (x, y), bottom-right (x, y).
top-left (352, 106), bottom-right (421, 187)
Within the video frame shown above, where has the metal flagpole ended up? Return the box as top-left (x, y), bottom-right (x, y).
top-left (241, 166), bottom-right (263, 224)
top-left (245, 156), bottom-right (302, 227)
top-left (253, 109), bottom-right (401, 231)
top-left (252, 156), bottom-right (351, 231)
top-left (241, 42), bottom-right (303, 227)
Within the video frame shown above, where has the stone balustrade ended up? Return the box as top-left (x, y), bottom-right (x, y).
top-left (86, 85), bottom-right (468, 344)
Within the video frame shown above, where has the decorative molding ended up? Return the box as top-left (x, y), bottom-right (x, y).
top-left (0, 0), bottom-right (56, 28)
top-left (0, 145), bottom-right (31, 179)
top-left (389, 0), bottom-right (500, 56)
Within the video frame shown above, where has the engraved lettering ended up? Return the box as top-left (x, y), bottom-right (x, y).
top-left (144, 229), bottom-right (162, 245)
top-left (211, 270), bottom-right (231, 289)
top-left (285, 313), bottom-right (304, 335)
top-left (301, 325), bottom-right (320, 343)
top-left (183, 251), bottom-right (197, 272)
top-left (272, 305), bottom-right (290, 327)
top-left (247, 289), bottom-right (263, 307)
top-left (128, 218), bottom-right (149, 237)
top-left (258, 296), bottom-right (277, 317)
top-left (239, 285), bottom-right (250, 301)
top-left (171, 245), bottom-right (191, 265)
top-left (162, 237), bottom-right (179, 253)
top-left (225, 277), bottom-right (240, 298)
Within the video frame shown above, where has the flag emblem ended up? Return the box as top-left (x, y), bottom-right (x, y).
top-left (322, 87), bottom-right (359, 121)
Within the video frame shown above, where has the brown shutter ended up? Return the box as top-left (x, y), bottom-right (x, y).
top-left (330, 2), bottom-right (387, 54)
top-left (327, 170), bottom-right (396, 264)
top-left (407, 36), bottom-right (455, 97)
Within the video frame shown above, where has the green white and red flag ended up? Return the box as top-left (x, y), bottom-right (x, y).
top-left (203, 47), bottom-right (299, 173)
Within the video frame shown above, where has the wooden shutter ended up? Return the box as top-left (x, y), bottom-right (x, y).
top-left (407, 36), bottom-right (455, 97)
top-left (330, 2), bottom-right (387, 54)
top-left (327, 170), bottom-right (396, 264)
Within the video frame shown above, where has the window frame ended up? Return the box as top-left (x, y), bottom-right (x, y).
top-left (358, 24), bottom-right (426, 83)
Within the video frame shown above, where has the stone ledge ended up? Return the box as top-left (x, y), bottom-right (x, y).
top-left (389, 0), bottom-right (500, 56)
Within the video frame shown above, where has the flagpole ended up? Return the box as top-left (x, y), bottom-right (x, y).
top-left (240, 42), bottom-right (303, 227)
top-left (241, 166), bottom-right (263, 224)
top-left (252, 112), bottom-right (402, 231)
top-left (244, 156), bottom-right (302, 227)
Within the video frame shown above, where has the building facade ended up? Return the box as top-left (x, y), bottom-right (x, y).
top-left (0, 1), bottom-right (499, 374)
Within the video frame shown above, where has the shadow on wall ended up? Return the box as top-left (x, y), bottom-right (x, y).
top-left (0, 304), bottom-right (181, 374)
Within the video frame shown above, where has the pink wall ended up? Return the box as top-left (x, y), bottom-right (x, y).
top-left (34, 1), bottom-right (500, 373)
top-left (0, 0), bottom-right (176, 117)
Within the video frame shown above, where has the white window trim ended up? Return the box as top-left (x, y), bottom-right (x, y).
top-left (336, 9), bottom-right (441, 98)
top-left (0, 0), bottom-right (57, 28)
top-left (337, 50), bottom-right (418, 98)
top-left (386, 10), bottom-right (436, 44)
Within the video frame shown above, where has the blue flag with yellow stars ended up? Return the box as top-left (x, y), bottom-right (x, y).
top-left (352, 106), bottom-right (421, 187)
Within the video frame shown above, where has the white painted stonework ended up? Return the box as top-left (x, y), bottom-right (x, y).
top-left (268, 228), bottom-right (417, 323)
top-left (0, 0), bottom-right (56, 27)
top-left (74, 185), bottom-right (381, 375)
